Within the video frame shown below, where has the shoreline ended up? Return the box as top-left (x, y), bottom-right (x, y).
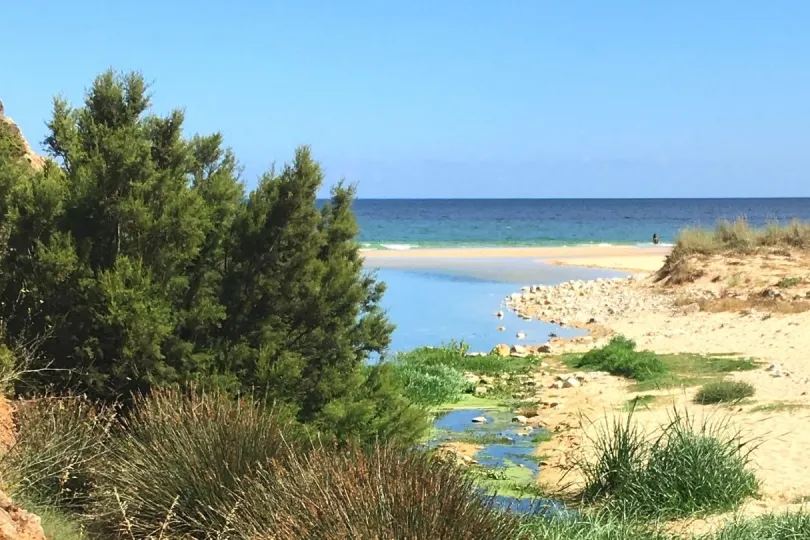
top-left (362, 245), bottom-right (671, 273)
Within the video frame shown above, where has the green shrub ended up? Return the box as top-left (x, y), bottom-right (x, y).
top-left (576, 409), bottom-right (758, 519)
top-left (573, 336), bottom-right (666, 381)
top-left (87, 389), bottom-right (297, 538)
top-left (233, 444), bottom-right (523, 539)
top-left (317, 363), bottom-right (430, 446)
top-left (394, 344), bottom-right (536, 377)
top-left (776, 277), bottom-right (802, 288)
top-left (392, 359), bottom-right (471, 406)
top-left (0, 396), bottom-right (114, 511)
top-left (695, 381), bottom-right (755, 404)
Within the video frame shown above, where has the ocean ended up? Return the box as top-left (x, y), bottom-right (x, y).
top-left (363, 198), bottom-right (810, 353)
top-left (354, 198), bottom-right (810, 250)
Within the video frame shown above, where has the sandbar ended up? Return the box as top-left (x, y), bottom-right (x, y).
top-left (362, 246), bottom-right (671, 273)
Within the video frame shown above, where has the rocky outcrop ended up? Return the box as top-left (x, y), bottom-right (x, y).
top-left (0, 490), bottom-right (46, 540)
top-left (0, 99), bottom-right (46, 171)
top-left (0, 398), bottom-right (45, 540)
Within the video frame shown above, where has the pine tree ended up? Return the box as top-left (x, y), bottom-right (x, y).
top-left (0, 70), bottom-right (423, 444)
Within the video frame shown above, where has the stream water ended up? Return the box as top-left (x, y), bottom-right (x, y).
top-left (431, 408), bottom-right (569, 515)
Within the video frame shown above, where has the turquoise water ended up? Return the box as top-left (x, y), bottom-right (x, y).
top-left (353, 198), bottom-right (810, 249)
top-left (374, 262), bottom-right (625, 354)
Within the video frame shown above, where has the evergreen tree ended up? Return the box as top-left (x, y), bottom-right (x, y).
top-left (0, 70), bottom-right (422, 443)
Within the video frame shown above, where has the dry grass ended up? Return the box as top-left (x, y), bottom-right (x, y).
top-left (695, 296), bottom-right (810, 314)
top-left (657, 218), bottom-right (810, 284)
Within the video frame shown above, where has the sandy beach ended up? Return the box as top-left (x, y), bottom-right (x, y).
top-left (500, 251), bottom-right (810, 523)
top-left (362, 245), bottom-right (671, 273)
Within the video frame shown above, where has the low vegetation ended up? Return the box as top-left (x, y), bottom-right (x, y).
top-left (695, 381), bottom-right (755, 404)
top-left (776, 276), bottom-right (803, 288)
top-left (571, 336), bottom-right (666, 381)
top-left (658, 217), bottom-right (810, 283)
top-left (575, 409), bottom-right (758, 519)
top-left (567, 336), bottom-right (757, 392)
top-left (707, 296), bottom-right (810, 314)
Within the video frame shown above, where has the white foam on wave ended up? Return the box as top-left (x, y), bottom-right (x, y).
top-left (380, 244), bottom-right (416, 251)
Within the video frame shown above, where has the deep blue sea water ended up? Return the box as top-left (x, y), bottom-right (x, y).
top-left (354, 198), bottom-right (810, 249)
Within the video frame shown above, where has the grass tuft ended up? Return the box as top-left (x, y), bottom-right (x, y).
top-left (695, 381), bottom-right (755, 404)
top-left (233, 443), bottom-right (524, 539)
top-left (86, 388), bottom-right (297, 539)
top-left (707, 510), bottom-right (810, 540)
top-left (574, 408), bottom-right (758, 519)
top-left (0, 395), bottom-right (115, 511)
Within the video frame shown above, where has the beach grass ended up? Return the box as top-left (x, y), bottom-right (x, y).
top-left (658, 218), bottom-right (810, 283)
top-left (520, 512), bottom-right (673, 540)
top-left (695, 381), bottom-right (755, 405)
top-left (575, 408), bottom-right (758, 520)
top-left (706, 511), bottom-right (810, 540)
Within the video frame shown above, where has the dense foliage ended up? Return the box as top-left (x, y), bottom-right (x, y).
top-left (0, 70), bottom-right (424, 440)
top-left (573, 335), bottom-right (666, 381)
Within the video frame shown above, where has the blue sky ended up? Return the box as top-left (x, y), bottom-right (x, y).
top-left (2, 1), bottom-right (809, 198)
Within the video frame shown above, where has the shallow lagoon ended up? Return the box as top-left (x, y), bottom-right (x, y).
top-left (370, 257), bottom-right (625, 353)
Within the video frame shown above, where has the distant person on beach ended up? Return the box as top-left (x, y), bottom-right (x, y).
top-left (652, 233), bottom-right (660, 245)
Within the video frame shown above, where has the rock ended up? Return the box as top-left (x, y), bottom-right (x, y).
top-left (497, 325), bottom-right (505, 331)
top-left (0, 489), bottom-right (45, 540)
top-left (465, 351), bottom-right (486, 357)
top-left (471, 416), bottom-right (487, 424)
top-left (479, 375), bottom-right (495, 385)
top-left (541, 400), bottom-right (562, 409)
top-left (474, 386), bottom-right (489, 395)
top-left (681, 303), bottom-right (701, 315)
top-left (516, 331), bottom-right (526, 340)
top-left (548, 332), bottom-right (558, 338)
top-left (463, 373), bottom-right (480, 385)
top-left (563, 377), bottom-right (581, 388)
top-left (550, 381), bottom-right (564, 389)
top-left (493, 344), bottom-right (510, 357)
top-left (511, 345), bottom-right (528, 355)
top-left (766, 363), bottom-right (782, 372)
top-left (512, 415), bottom-right (529, 424)
top-left (536, 344), bottom-right (551, 354)
top-left (495, 310), bottom-right (504, 319)
top-left (587, 317), bottom-right (599, 324)
top-left (521, 286), bottom-right (530, 292)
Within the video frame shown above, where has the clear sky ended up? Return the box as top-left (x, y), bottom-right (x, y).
top-left (2, 1), bottom-right (809, 198)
